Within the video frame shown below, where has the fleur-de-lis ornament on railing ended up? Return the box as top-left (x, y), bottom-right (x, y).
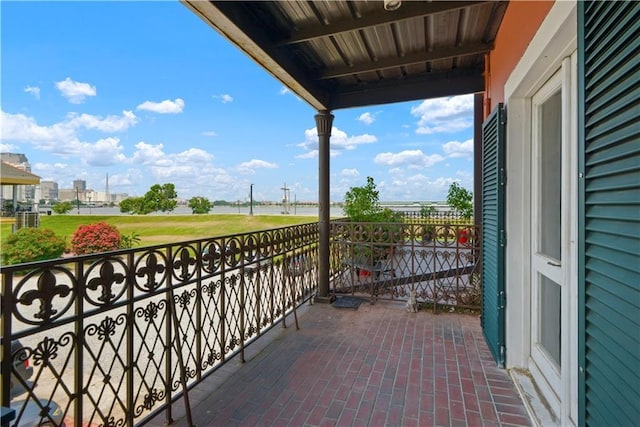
top-left (136, 253), bottom-right (165, 291)
top-left (202, 243), bottom-right (222, 271)
top-left (173, 247), bottom-right (196, 281)
top-left (19, 270), bottom-right (71, 322)
top-left (87, 261), bottom-right (125, 304)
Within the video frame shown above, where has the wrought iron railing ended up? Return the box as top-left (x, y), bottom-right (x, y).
top-left (1, 223), bottom-right (318, 426)
top-left (329, 221), bottom-right (481, 309)
top-left (1, 218), bottom-right (481, 427)
top-left (398, 210), bottom-right (474, 224)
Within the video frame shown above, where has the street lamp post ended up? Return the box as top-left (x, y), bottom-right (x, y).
top-left (249, 184), bottom-right (254, 216)
top-left (88, 196), bottom-right (92, 215)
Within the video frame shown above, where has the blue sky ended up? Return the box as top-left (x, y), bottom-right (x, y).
top-left (1, 1), bottom-right (475, 203)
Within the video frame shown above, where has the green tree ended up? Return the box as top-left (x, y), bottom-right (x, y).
top-left (446, 182), bottom-right (473, 219)
top-left (188, 196), bottom-right (213, 214)
top-left (52, 201), bottom-right (73, 214)
top-left (119, 197), bottom-right (144, 214)
top-left (343, 176), bottom-right (381, 221)
top-left (143, 183), bottom-right (177, 214)
top-left (118, 183), bottom-right (178, 215)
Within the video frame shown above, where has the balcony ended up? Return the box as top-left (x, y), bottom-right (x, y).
top-left (1, 218), bottom-right (530, 426)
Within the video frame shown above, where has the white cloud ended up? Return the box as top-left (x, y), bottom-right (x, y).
top-left (297, 127), bottom-right (377, 158)
top-left (202, 131), bottom-right (218, 137)
top-left (175, 148), bottom-right (214, 163)
top-left (0, 142), bottom-right (18, 152)
top-left (411, 94), bottom-right (473, 134)
top-left (33, 162), bottom-right (70, 176)
top-left (297, 150), bottom-right (318, 159)
top-left (55, 77), bottom-right (97, 104)
top-left (3, 119), bottom-right (128, 166)
top-left (378, 173), bottom-right (456, 201)
top-left (25, 85), bottom-right (40, 100)
top-left (126, 143), bottom-right (230, 197)
top-left (108, 169), bottom-right (145, 188)
top-left (278, 86), bottom-right (303, 102)
top-left (66, 110), bottom-right (137, 132)
top-left (1, 110), bottom-right (76, 143)
top-left (137, 98), bottom-right (184, 114)
top-left (358, 112), bottom-right (375, 125)
top-left (84, 137), bottom-right (127, 166)
top-left (442, 139), bottom-right (473, 159)
top-left (340, 168), bottom-right (360, 177)
top-left (130, 142), bottom-right (166, 166)
top-left (236, 159), bottom-right (278, 175)
top-left (374, 149), bottom-right (444, 169)
top-left (213, 94), bottom-right (233, 104)
top-left (0, 110), bottom-right (137, 159)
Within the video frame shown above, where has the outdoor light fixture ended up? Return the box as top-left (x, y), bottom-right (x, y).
top-left (384, 0), bottom-right (401, 11)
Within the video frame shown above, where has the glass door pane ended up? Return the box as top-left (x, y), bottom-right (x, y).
top-left (539, 91), bottom-right (562, 262)
top-left (539, 274), bottom-right (561, 367)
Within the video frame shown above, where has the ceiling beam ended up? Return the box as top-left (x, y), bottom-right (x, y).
top-left (316, 42), bottom-right (493, 80)
top-left (328, 69), bottom-right (484, 109)
top-left (277, 1), bottom-right (487, 46)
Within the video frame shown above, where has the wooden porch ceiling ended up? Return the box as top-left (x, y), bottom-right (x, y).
top-left (182, 0), bottom-right (508, 111)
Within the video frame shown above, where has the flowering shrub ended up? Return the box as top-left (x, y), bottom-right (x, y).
top-left (2, 227), bottom-right (66, 265)
top-left (71, 222), bottom-right (122, 255)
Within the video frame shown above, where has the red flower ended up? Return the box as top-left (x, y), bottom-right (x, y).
top-left (71, 222), bottom-right (122, 255)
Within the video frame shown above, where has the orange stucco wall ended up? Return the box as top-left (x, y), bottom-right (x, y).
top-left (485, 1), bottom-right (554, 117)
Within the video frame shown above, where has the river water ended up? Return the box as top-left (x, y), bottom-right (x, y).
top-left (42, 205), bottom-right (424, 217)
top-left (42, 205), bottom-right (346, 217)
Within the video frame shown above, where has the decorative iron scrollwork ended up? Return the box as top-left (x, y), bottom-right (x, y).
top-left (32, 336), bottom-right (59, 367)
top-left (135, 252), bottom-right (166, 291)
top-left (100, 416), bottom-right (125, 427)
top-left (86, 260), bottom-right (126, 305)
top-left (18, 270), bottom-right (72, 323)
top-left (225, 336), bottom-right (241, 352)
top-left (176, 289), bottom-right (191, 308)
top-left (172, 366), bottom-right (197, 391)
top-left (142, 301), bottom-right (159, 322)
top-left (95, 317), bottom-right (117, 341)
top-left (173, 246), bottom-right (196, 281)
top-left (204, 350), bottom-right (222, 368)
top-left (135, 388), bottom-right (165, 415)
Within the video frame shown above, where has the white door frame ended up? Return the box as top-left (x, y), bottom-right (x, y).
top-left (502, 2), bottom-right (578, 425)
top-left (528, 58), bottom-right (575, 416)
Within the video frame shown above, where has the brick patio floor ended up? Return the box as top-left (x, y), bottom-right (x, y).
top-left (149, 299), bottom-right (531, 427)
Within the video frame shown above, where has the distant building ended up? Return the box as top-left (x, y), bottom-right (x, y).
top-left (0, 153), bottom-right (35, 202)
top-left (58, 188), bottom-right (77, 202)
top-left (40, 181), bottom-right (59, 201)
top-left (73, 179), bottom-right (86, 192)
top-left (111, 193), bottom-right (129, 203)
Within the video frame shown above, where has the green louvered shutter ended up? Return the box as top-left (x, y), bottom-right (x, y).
top-left (481, 103), bottom-right (506, 367)
top-left (578, 1), bottom-right (640, 426)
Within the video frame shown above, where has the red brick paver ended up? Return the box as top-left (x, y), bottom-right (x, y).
top-left (154, 300), bottom-right (531, 427)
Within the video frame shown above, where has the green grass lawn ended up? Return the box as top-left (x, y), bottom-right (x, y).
top-left (1, 214), bottom-right (318, 249)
